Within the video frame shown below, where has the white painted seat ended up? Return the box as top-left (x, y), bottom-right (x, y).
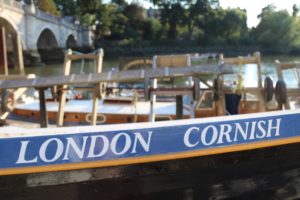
top-left (149, 54), bottom-right (195, 122)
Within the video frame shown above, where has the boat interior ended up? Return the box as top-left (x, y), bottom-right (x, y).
top-left (0, 50), bottom-right (298, 127)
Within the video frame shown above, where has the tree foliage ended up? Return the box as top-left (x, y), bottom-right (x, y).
top-left (31, 0), bottom-right (300, 53)
top-left (54, 0), bottom-right (78, 16)
top-left (254, 5), bottom-right (300, 52)
top-left (39, 0), bottom-right (60, 16)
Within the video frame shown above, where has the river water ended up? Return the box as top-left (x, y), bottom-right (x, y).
top-left (14, 54), bottom-right (300, 89)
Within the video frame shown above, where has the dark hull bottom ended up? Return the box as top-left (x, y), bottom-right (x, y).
top-left (2, 142), bottom-right (300, 200)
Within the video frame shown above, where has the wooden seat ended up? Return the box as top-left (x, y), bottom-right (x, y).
top-left (57, 49), bottom-right (104, 126)
top-left (149, 54), bottom-right (194, 122)
top-left (219, 52), bottom-right (266, 115)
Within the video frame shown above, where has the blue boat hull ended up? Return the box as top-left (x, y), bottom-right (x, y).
top-left (0, 141), bottom-right (300, 200)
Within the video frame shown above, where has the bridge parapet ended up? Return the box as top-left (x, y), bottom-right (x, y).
top-left (0, 0), bottom-right (23, 10)
top-left (31, 8), bottom-right (77, 30)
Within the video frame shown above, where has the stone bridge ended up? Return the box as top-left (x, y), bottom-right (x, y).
top-left (0, 0), bottom-right (93, 57)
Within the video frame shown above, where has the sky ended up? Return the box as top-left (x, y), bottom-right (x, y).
top-left (115, 0), bottom-right (298, 28)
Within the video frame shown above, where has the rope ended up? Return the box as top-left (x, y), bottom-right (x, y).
top-left (85, 113), bottom-right (106, 124)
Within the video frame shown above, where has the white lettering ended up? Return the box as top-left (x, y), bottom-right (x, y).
top-left (201, 125), bottom-right (218, 146)
top-left (257, 120), bottom-right (267, 139)
top-left (234, 122), bottom-right (249, 141)
top-left (87, 135), bottom-right (109, 158)
top-left (39, 138), bottom-right (64, 163)
top-left (183, 127), bottom-right (200, 147)
top-left (249, 121), bottom-right (257, 140)
top-left (267, 119), bottom-right (281, 137)
top-left (217, 124), bottom-right (232, 144)
top-left (63, 136), bottom-right (88, 160)
top-left (16, 141), bottom-right (38, 164)
top-left (111, 133), bottom-right (131, 155)
top-left (131, 132), bottom-right (152, 153)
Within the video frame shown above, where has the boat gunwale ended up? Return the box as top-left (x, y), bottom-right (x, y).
top-left (0, 109), bottom-right (298, 138)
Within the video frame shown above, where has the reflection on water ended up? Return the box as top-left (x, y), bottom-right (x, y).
top-left (8, 55), bottom-right (300, 88)
top-left (262, 55), bottom-right (300, 88)
top-left (225, 55), bottom-right (300, 88)
top-left (224, 64), bottom-right (259, 88)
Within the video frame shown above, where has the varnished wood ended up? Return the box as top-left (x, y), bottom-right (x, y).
top-left (0, 75), bottom-right (30, 80)
top-left (91, 49), bottom-right (104, 125)
top-left (149, 54), bottom-right (206, 122)
top-left (0, 64), bottom-right (233, 90)
top-left (12, 33), bottom-right (25, 75)
top-left (13, 107), bottom-right (189, 124)
top-left (155, 54), bottom-right (189, 68)
top-left (57, 49), bottom-right (72, 127)
top-left (67, 53), bottom-right (99, 60)
top-left (38, 88), bottom-right (48, 128)
top-left (220, 52), bottom-right (265, 113)
top-left (221, 56), bottom-right (258, 65)
top-left (0, 27), bottom-right (8, 75)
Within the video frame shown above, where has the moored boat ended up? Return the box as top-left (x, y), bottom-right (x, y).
top-left (0, 110), bottom-right (300, 199)
top-left (1, 52), bottom-right (300, 199)
top-left (9, 51), bottom-right (280, 126)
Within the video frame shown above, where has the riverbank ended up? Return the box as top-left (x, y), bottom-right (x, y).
top-left (25, 45), bottom-right (300, 65)
top-left (102, 45), bottom-right (300, 58)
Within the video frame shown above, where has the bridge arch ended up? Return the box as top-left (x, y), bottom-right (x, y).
top-left (0, 15), bottom-right (22, 51)
top-left (66, 34), bottom-right (76, 48)
top-left (37, 28), bottom-right (59, 50)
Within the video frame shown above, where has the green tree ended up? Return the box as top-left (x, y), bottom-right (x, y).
top-left (150, 0), bottom-right (220, 40)
top-left (254, 7), bottom-right (300, 52)
top-left (183, 0), bottom-right (218, 40)
top-left (99, 3), bottom-right (128, 40)
top-left (150, 1), bottom-right (185, 39)
top-left (200, 8), bottom-right (247, 45)
top-left (222, 8), bottom-right (247, 40)
top-left (54, 0), bottom-right (78, 16)
top-left (202, 8), bottom-right (226, 43)
top-left (293, 4), bottom-right (299, 17)
top-left (123, 3), bottom-right (146, 39)
top-left (54, 0), bottom-right (104, 25)
top-left (39, 0), bottom-right (60, 16)
top-left (143, 18), bottom-right (165, 41)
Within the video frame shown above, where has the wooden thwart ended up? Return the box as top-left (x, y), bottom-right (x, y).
top-left (154, 54), bottom-right (189, 68)
top-left (57, 49), bottom-right (104, 127)
top-left (0, 64), bottom-right (232, 90)
top-left (149, 54), bottom-right (194, 122)
top-left (0, 52), bottom-right (232, 127)
top-left (219, 52), bottom-right (265, 114)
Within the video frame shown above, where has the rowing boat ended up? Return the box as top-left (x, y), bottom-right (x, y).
top-left (1, 52), bottom-right (300, 199)
top-left (0, 110), bottom-right (300, 199)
